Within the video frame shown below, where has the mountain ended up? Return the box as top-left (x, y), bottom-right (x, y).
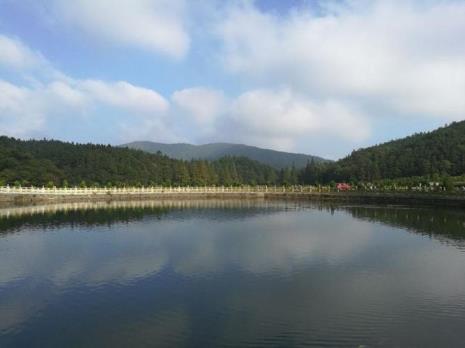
top-left (3, 121), bottom-right (464, 188)
top-left (121, 142), bottom-right (328, 169)
top-left (0, 137), bottom-right (282, 187)
top-left (323, 121), bottom-right (465, 182)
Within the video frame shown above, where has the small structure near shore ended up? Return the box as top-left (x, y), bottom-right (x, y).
top-left (336, 183), bottom-right (351, 191)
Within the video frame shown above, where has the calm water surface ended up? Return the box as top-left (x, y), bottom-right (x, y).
top-left (1, 200), bottom-right (465, 347)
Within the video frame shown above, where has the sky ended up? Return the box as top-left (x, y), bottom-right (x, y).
top-left (0, 0), bottom-right (464, 159)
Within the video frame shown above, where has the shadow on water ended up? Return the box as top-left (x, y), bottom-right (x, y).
top-left (1, 200), bottom-right (465, 248)
top-left (341, 204), bottom-right (465, 249)
top-left (0, 200), bottom-right (319, 234)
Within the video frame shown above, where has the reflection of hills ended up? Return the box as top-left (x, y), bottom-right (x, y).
top-left (1, 200), bottom-right (465, 251)
top-left (0, 202), bottom-right (164, 234)
top-left (0, 200), bottom-right (320, 234)
top-left (342, 205), bottom-right (465, 249)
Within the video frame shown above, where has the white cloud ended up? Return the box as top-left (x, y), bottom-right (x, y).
top-left (228, 88), bottom-right (369, 150)
top-left (0, 35), bottom-right (46, 70)
top-left (217, 0), bottom-right (465, 120)
top-left (0, 80), bottom-right (45, 136)
top-left (3, 0), bottom-right (464, 155)
top-left (0, 32), bottom-right (172, 143)
top-left (49, 0), bottom-right (190, 59)
top-left (118, 117), bottom-right (183, 145)
top-left (232, 88), bottom-right (318, 137)
top-left (47, 81), bottom-right (88, 107)
top-left (79, 80), bottom-right (169, 114)
top-left (168, 86), bottom-right (370, 151)
top-left (0, 78), bottom-right (170, 138)
top-left (0, 29), bottom-right (173, 140)
top-left (172, 87), bottom-right (226, 124)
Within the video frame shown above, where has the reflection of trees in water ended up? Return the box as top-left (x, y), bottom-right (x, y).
top-left (343, 205), bottom-right (465, 248)
top-left (2, 200), bottom-right (464, 249)
top-left (0, 204), bottom-right (166, 234)
top-left (0, 200), bottom-right (314, 234)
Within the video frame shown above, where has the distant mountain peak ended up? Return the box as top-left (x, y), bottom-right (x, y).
top-left (121, 141), bottom-right (329, 169)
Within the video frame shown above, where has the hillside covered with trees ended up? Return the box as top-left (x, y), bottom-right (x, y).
top-left (2, 121), bottom-right (465, 188)
top-left (122, 141), bottom-right (327, 169)
top-left (300, 121), bottom-right (465, 184)
top-left (0, 137), bottom-right (284, 187)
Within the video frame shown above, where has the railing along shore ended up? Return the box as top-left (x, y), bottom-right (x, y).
top-left (2, 185), bottom-right (465, 209)
top-left (0, 185), bottom-right (328, 195)
top-left (1, 185), bottom-right (464, 195)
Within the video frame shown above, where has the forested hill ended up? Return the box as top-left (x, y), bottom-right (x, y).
top-left (2, 121), bottom-right (464, 188)
top-left (330, 121), bottom-right (465, 181)
top-left (0, 137), bottom-right (283, 187)
top-left (121, 141), bottom-right (327, 169)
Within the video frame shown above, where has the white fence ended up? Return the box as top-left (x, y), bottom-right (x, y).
top-left (0, 185), bottom-right (328, 195)
top-left (3, 185), bottom-right (461, 196)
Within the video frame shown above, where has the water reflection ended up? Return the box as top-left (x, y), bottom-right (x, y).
top-left (0, 201), bottom-right (368, 286)
top-left (343, 205), bottom-right (465, 249)
top-left (0, 200), bottom-right (465, 347)
top-left (0, 200), bottom-right (297, 234)
top-left (2, 200), bottom-right (465, 249)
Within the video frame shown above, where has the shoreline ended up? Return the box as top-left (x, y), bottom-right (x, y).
top-left (1, 191), bottom-right (465, 208)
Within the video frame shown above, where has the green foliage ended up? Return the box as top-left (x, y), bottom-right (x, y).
top-left (442, 176), bottom-right (455, 192)
top-left (4, 120), bottom-right (463, 188)
top-left (0, 136), bottom-right (283, 187)
top-left (123, 141), bottom-right (328, 169)
top-left (300, 121), bottom-right (465, 184)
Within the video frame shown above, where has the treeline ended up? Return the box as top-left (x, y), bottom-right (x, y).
top-left (299, 121), bottom-right (465, 184)
top-left (2, 120), bottom-right (465, 188)
top-left (0, 137), bottom-right (280, 187)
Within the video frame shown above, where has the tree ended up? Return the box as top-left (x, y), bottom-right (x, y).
top-left (442, 176), bottom-right (455, 192)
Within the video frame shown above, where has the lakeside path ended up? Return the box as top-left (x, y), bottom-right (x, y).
top-left (1, 186), bottom-right (465, 208)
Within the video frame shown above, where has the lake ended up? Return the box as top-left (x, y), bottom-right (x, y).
top-left (1, 200), bottom-right (465, 347)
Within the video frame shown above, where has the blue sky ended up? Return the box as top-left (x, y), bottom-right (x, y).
top-left (0, 0), bottom-right (464, 159)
